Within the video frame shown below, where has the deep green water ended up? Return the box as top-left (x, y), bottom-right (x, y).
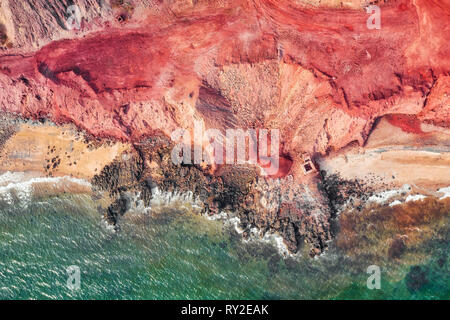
top-left (0, 192), bottom-right (448, 300)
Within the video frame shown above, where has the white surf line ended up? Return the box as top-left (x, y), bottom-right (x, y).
top-left (405, 194), bottom-right (427, 202)
top-left (142, 187), bottom-right (296, 258)
top-left (149, 187), bottom-right (202, 210)
top-left (386, 186), bottom-right (450, 207)
top-left (367, 184), bottom-right (412, 204)
top-left (389, 200), bottom-right (402, 207)
top-left (0, 171), bottom-right (91, 187)
top-left (0, 171), bottom-right (91, 205)
top-left (206, 210), bottom-right (294, 258)
top-left (437, 187), bottom-right (450, 200)
top-left (340, 181), bottom-right (450, 209)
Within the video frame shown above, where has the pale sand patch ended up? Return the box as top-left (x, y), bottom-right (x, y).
top-left (319, 118), bottom-right (450, 192)
top-left (0, 123), bottom-right (131, 180)
top-left (320, 149), bottom-right (449, 189)
top-left (366, 118), bottom-right (450, 149)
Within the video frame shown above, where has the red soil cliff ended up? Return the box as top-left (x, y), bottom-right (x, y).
top-left (0, 0), bottom-right (448, 177)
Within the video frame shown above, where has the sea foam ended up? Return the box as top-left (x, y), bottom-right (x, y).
top-left (0, 171), bottom-right (91, 206)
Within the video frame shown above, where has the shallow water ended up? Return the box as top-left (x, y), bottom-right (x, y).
top-left (0, 184), bottom-right (448, 299)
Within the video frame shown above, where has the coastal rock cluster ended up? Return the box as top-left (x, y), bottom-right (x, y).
top-left (91, 134), bottom-right (336, 255)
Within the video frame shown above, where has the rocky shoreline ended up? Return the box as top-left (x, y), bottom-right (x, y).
top-left (89, 132), bottom-right (382, 256)
top-left (0, 0), bottom-right (448, 258)
top-left (0, 113), bottom-right (448, 258)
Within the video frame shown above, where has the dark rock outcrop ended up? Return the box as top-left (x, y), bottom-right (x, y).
top-left (92, 135), bottom-right (335, 256)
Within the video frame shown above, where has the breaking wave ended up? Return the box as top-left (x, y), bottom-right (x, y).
top-left (0, 171), bottom-right (91, 207)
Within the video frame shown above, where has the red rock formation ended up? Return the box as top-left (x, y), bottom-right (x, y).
top-left (386, 114), bottom-right (423, 134)
top-left (0, 0), bottom-right (449, 177)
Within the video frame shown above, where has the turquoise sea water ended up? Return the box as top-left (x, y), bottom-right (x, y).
top-left (0, 191), bottom-right (448, 300)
